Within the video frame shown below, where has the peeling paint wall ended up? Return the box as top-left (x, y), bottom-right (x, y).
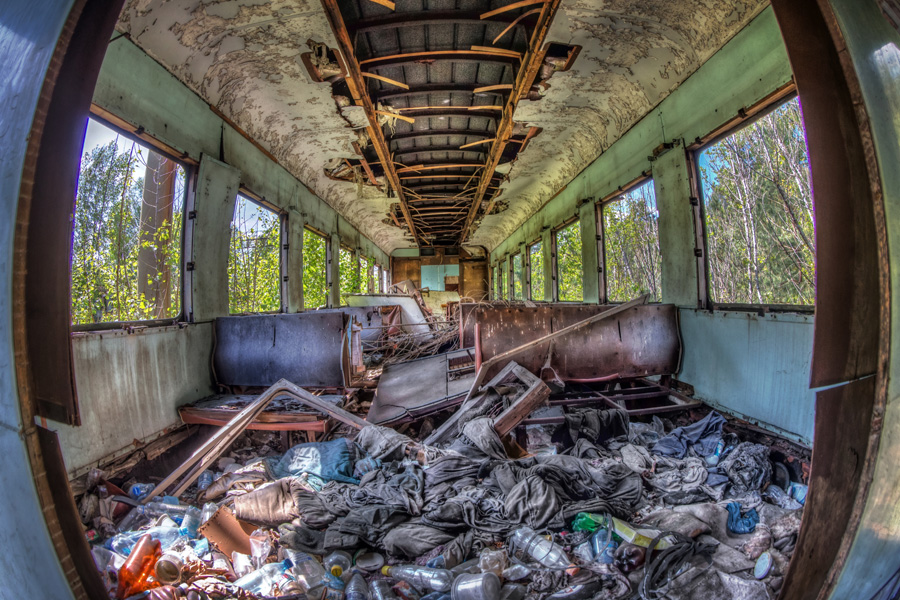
top-left (471, 0), bottom-right (767, 250)
top-left (114, 0), bottom-right (413, 253)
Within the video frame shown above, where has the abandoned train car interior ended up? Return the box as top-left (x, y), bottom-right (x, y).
top-left (1, 0), bottom-right (899, 599)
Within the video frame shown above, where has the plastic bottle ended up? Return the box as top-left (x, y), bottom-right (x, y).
top-left (127, 483), bottom-right (155, 501)
top-left (381, 565), bottom-right (454, 593)
top-left (115, 533), bottom-right (161, 599)
top-left (197, 470), bottom-right (215, 491)
top-left (371, 579), bottom-right (399, 600)
top-left (706, 439), bottom-right (725, 467)
top-left (508, 527), bottom-right (577, 575)
top-left (285, 549), bottom-right (327, 591)
top-left (346, 570), bottom-right (370, 600)
top-left (200, 502), bottom-right (218, 524)
top-left (589, 528), bottom-right (618, 564)
top-left (233, 560), bottom-right (292, 595)
top-left (108, 526), bottom-right (187, 556)
top-left (155, 552), bottom-right (184, 585)
top-left (325, 550), bottom-right (353, 579)
top-left (92, 546), bottom-right (126, 572)
top-left (179, 506), bottom-right (202, 538)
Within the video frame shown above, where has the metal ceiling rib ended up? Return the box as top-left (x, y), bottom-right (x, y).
top-left (325, 0), bottom-right (555, 247)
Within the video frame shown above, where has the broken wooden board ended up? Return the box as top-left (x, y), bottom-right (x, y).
top-left (424, 361), bottom-right (549, 445)
top-left (368, 348), bottom-right (476, 424)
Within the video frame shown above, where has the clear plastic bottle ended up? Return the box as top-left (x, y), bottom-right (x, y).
top-left (325, 550), bottom-right (353, 579)
top-left (233, 560), bottom-right (292, 595)
top-left (381, 565), bottom-right (454, 593)
top-left (179, 507), bottom-right (202, 538)
top-left (108, 526), bottom-right (187, 556)
top-left (285, 549), bottom-right (327, 591)
top-left (371, 580), bottom-right (399, 600)
top-left (127, 483), bottom-right (155, 501)
top-left (200, 502), bottom-right (218, 524)
top-left (197, 470), bottom-right (215, 491)
top-left (92, 546), bottom-right (126, 572)
top-left (346, 570), bottom-right (370, 600)
top-left (508, 527), bottom-right (576, 575)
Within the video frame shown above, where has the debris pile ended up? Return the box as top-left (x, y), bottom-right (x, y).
top-left (84, 398), bottom-right (808, 600)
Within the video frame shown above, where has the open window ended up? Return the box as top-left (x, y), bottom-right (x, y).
top-left (302, 226), bottom-right (328, 310)
top-left (554, 219), bottom-right (583, 302)
top-left (696, 95), bottom-right (814, 308)
top-left (529, 240), bottom-right (544, 301)
top-left (602, 179), bottom-right (661, 302)
top-left (364, 256), bottom-right (375, 292)
top-left (374, 264), bottom-right (382, 292)
top-left (71, 118), bottom-right (187, 327)
top-left (228, 194), bottom-right (282, 314)
top-left (511, 253), bottom-right (524, 300)
top-left (339, 246), bottom-right (361, 305)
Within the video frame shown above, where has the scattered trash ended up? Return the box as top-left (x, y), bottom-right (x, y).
top-left (726, 502), bottom-right (760, 534)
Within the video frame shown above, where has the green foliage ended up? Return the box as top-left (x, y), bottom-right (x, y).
top-left (364, 256), bottom-right (375, 292)
top-left (603, 180), bottom-right (661, 302)
top-left (303, 229), bottom-right (328, 309)
top-left (530, 241), bottom-right (544, 300)
top-left (500, 261), bottom-right (508, 299)
top-left (701, 98), bottom-right (814, 305)
top-left (71, 139), bottom-right (183, 324)
top-left (556, 221), bottom-right (583, 301)
top-left (228, 196), bottom-right (281, 313)
top-left (339, 247), bottom-right (361, 305)
top-left (512, 253), bottom-right (523, 300)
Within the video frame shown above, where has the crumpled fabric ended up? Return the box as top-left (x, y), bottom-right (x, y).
top-left (629, 416), bottom-right (666, 446)
top-left (459, 417), bottom-right (507, 459)
top-left (201, 459), bottom-right (270, 502)
top-left (646, 456), bottom-right (719, 504)
top-left (277, 521), bottom-right (357, 554)
top-left (423, 455), bottom-right (482, 504)
top-left (336, 505), bottom-right (409, 547)
top-left (355, 425), bottom-right (413, 461)
top-left (725, 502), bottom-right (759, 534)
top-left (653, 411), bottom-right (726, 458)
top-left (563, 438), bottom-right (612, 460)
top-left (422, 485), bottom-right (511, 534)
top-left (270, 437), bottom-right (360, 484)
top-left (319, 462), bottom-right (425, 515)
top-left (232, 477), bottom-right (308, 526)
top-left (718, 443), bottom-right (772, 494)
top-left (565, 408), bottom-right (629, 445)
top-left (381, 519), bottom-right (456, 558)
top-left (504, 474), bottom-right (563, 530)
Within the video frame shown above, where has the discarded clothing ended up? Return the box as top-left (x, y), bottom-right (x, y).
top-left (356, 425), bottom-right (413, 461)
top-left (271, 437), bottom-right (360, 484)
top-left (381, 520), bottom-right (456, 558)
top-left (233, 477), bottom-right (306, 527)
top-left (726, 502), bottom-right (759, 534)
top-left (564, 408), bottom-right (629, 445)
top-left (319, 462), bottom-right (425, 515)
top-left (719, 443), bottom-right (773, 494)
top-left (652, 411), bottom-right (725, 458)
top-left (504, 475), bottom-right (563, 530)
top-left (459, 417), bottom-right (508, 459)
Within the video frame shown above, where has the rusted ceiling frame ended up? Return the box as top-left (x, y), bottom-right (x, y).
top-left (321, 0), bottom-right (420, 245)
top-left (390, 129), bottom-right (494, 142)
top-left (394, 144), bottom-right (488, 157)
top-left (460, 0), bottom-right (561, 243)
top-left (361, 50), bottom-right (519, 68)
top-left (348, 10), bottom-right (528, 35)
top-left (376, 84), bottom-right (510, 102)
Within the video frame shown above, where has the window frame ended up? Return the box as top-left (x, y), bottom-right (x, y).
top-left (527, 238), bottom-right (544, 301)
top-left (227, 189), bottom-right (285, 315)
top-left (599, 175), bottom-right (661, 304)
top-left (302, 224), bottom-right (329, 311)
top-left (510, 251), bottom-right (523, 300)
top-left (552, 216), bottom-right (583, 303)
top-left (71, 114), bottom-right (193, 332)
top-left (689, 85), bottom-right (813, 313)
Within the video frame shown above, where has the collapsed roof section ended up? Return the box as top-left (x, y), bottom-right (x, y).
top-left (115, 0), bottom-right (766, 253)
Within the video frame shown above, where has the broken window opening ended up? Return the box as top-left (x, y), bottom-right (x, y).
top-left (603, 179), bottom-right (662, 303)
top-left (698, 96), bottom-right (815, 306)
top-left (339, 246), bottom-right (362, 306)
top-left (303, 227), bottom-right (328, 310)
top-left (373, 263), bottom-right (382, 293)
top-left (228, 194), bottom-right (282, 314)
top-left (498, 261), bottom-right (508, 300)
top-left (511, 252), bottom-right (524, 300)
top-left (71, 117), bottom-right (186, 327)
top-left (364, 256), bottom-right (375, 292)
top-left (529, 240), bottom-right (544, 301)
top-left (554, 220), bottom-right (583, 302)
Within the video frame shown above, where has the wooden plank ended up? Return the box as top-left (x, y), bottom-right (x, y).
top-left (365, 0), bottom-right (395, 9)
top-left (493, 8), bottom-right (542, 44)
top-left (375, 110), bottom-right (416, 124)
top-left (492, 364), bottom-right (551, 436)
top-left (480, 0), bottom-right (547, 20)
top-left (473, 84), bottom-right (514, 93)
top-left (362, 71), bottom-right (409, 89)
top-left (470, 45), bottom-right (522, 58)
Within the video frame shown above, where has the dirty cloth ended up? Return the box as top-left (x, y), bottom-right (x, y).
top-left (719, 443), bottom-right (773, 494)
top-left (726, 502), bottom-right (759, 534)
top-left (232, 477), bottom-right (307, 527)
top-left (629, 416), bottom-right (665, 446)
top-left (459, 417), bottom-right (508, 459)
top-left (652, 411), bottom-right (726, 458)
top-left (422, 484), bottom-right (511, 534)
top-left (318, 462), bottom-right (425, 515)
top-left (355, 425), bottom-right (413, 462)
top-left (381, 519), bottom-right (456, 558)
top-left (564, 408), bottom-right (629, 445)
top-left (657, 566), bottom-right (771, 600)
top-left (270, 437), bottom-right (360, 484)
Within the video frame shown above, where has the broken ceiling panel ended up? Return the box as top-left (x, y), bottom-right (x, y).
top-left (468, 0), bottom-right (768, 250)
top-left (116, 0), bottom-right (414, 252)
